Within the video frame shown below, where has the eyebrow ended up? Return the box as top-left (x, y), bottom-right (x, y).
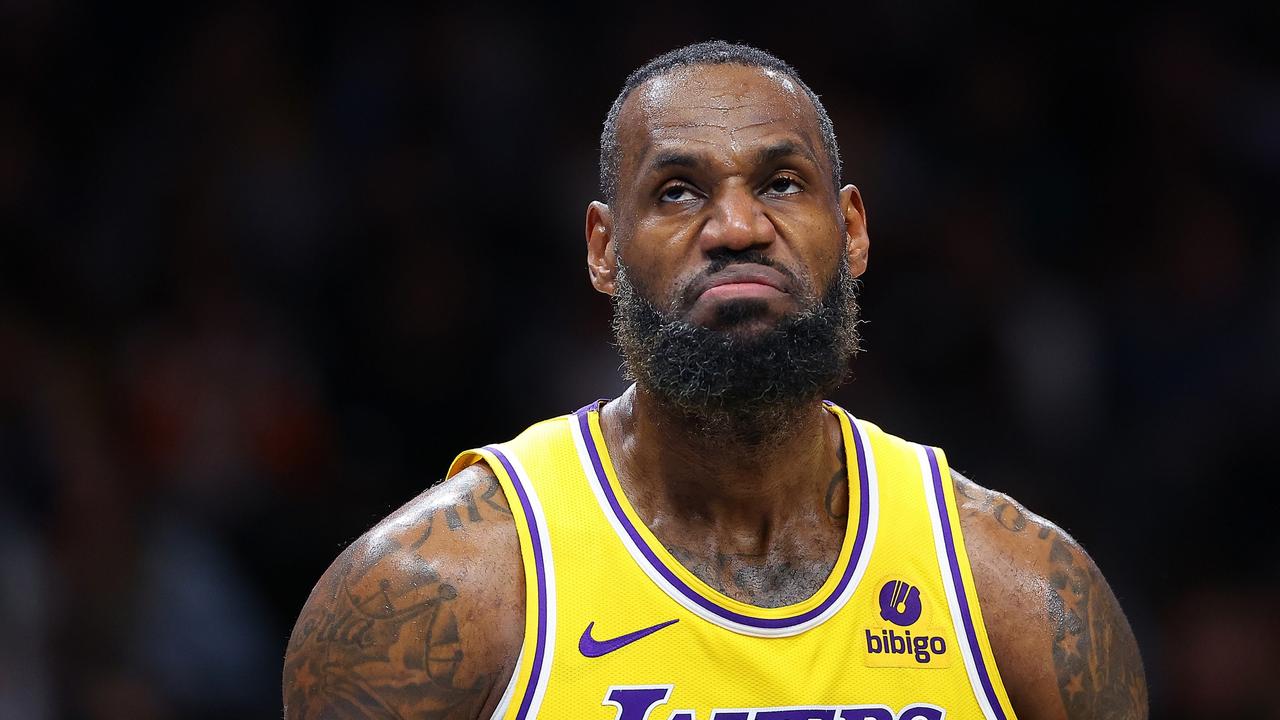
top-left (754, 140), bottom-right (820, 169)
top-left (642, 139), bottom-right (821, 177)
top-left (647, 150), bottom-right (703, 173)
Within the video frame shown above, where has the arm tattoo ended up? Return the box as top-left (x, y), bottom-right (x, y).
top-left (993, 500), bottom-right (1028, 533)
top-left (284, 476), bottom-right (512, 719)
top-left (953, 470), bottom-right (1146, 718)
top-left (478, 474), bottom-right (513, 515)
top-left (409, 475), bottom-right (510, 550)
top-left (284, 563), bottom-right (488, 719)
top-left (968, 480), bottom-right (1031, 537)
top-left (1044, 530), bottom-right (1148, 719)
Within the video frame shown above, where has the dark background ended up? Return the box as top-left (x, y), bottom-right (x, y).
top-left (2, 2), bottom-right (1277, 718)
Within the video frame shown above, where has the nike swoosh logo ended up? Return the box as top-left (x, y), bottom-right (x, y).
top-left (578, 618), bottom-right (679, 657)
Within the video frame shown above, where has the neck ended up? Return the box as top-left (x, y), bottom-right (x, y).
top-left (600, 384), bottom-right (846, 539)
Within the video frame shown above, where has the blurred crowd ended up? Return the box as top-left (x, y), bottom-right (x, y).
top-left (1, 3), bottom-right (1277, 719)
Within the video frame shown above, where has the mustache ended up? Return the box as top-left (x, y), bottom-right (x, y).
top-left (677, 249), bottom-right (803, 309)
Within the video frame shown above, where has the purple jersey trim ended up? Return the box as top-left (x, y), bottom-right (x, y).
top-left (483, 444), bottom-right (548, 720)
top-left (924, 446), bottom-right (1007, 719)
top-left (575, 404), bottom-right (870, 630)
top-left (575, 399), bottom-right (609, 415)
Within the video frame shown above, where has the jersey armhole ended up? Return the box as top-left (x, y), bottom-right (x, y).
top-left (448, 447), bottom-right (553, 720)
top-left (923, 445), bottom-right (1021, 720)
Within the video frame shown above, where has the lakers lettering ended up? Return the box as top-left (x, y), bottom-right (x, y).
top-left (604, 686), bottom-right (946, 720)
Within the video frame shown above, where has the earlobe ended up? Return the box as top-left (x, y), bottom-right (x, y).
top-left (585, 201), bottom-right (618, 295)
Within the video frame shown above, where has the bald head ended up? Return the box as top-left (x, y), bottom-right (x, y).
top-left (599, 41), bottom-right (842, 206)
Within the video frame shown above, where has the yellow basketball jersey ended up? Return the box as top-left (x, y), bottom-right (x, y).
top-left (447, 401), bottom-right (1019, 720)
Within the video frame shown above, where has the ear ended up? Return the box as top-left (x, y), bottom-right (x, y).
top-left (840, 184), bottom-right (870, 278)
top-left (586, 201), bottom-right (618, 295)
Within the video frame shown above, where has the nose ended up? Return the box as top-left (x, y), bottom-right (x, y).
top-left (698, 183), bottom-right (776, 254)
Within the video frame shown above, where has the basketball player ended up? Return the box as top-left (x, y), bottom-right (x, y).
top-left (283, 42), bottom-right (1147, 720)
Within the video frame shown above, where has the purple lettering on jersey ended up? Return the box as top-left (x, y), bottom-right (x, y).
top-left (754, 710), bottom-right (837, 720)
top-left (605, 686), bottom-right (672, 720)
top-left (896, 706), bottom-right (944, 720)
top-left (837, 710), bottom-right (893, 720)
top-left (600, 686), bottom-right (943, 720)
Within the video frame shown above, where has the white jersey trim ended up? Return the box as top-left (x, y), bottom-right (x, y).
top-left (917, 444), bottom-right (1000, 720)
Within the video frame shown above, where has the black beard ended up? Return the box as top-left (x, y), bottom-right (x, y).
top-left (611, 251), bottom-right (862, 446)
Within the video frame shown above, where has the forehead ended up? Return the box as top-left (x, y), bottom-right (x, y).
top-left (617, 63), bottom-right (825, 170)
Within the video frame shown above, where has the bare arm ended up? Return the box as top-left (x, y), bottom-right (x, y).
top-left (954, 469), bottom-right (1148, 720)
top-left (283, 463), bottom-right (524, 720)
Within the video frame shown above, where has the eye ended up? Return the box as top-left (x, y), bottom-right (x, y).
top-left (765, 176), bottom-right (803, 195)
top-left (660, 183), bottom-right (701, 203)
top-left (660, 183), bottom-right (699, 203)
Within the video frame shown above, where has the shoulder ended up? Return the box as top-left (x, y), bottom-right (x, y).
top-left (283, 462), bottom-right (524, 720)
top-left (952, 469), bottom-right (1148, 720)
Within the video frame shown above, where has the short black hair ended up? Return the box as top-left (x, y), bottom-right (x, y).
top-left (599, 40), bottom-right (842, 205)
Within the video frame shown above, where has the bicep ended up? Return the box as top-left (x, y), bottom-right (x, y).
top-left (955, 470), bottom-right (1147, 720)
top-left (283, 465), bottom-right (523, 720)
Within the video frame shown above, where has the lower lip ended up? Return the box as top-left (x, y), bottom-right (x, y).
top-left (699, 282), bottom-right (786, 302)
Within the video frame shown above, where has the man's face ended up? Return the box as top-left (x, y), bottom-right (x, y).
top-left (608, 63), bottom-right (852, 333)
top-left (589, 63), bottom-right (868, 434)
